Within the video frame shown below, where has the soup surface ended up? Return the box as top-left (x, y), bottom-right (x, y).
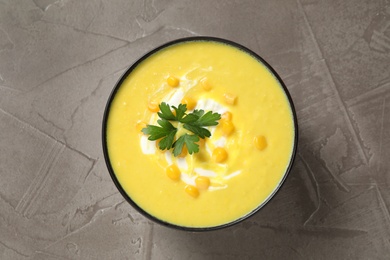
top-left (106, 40), bottom-right (295, 228)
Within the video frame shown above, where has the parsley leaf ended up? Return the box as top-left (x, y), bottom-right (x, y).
top-left (182, 110), bottom-right (221, 138)
top-left (159, 130), bottom-right (176, 150)
top-left (141, 102), bottom-right (221, 156)
top-left (180, 113), bottom-right (199, 123)
top-left (196, 111), bottom-right (221, 126)
top-left (157, 103), bottom-right (176, 120)
top-left (173, 134), bottom-right (200, 156)
top-left (142, 119), bottom-right (177, 148)
top-left (183, 124), bottom-right (211, 139)
top-left (192, 109), bottom-right (205, 117)
top-left (172, 103), bottom-right (187, 121)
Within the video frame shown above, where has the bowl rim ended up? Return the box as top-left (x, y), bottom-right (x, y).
top-left (102, 36), bottom-right (299, 232)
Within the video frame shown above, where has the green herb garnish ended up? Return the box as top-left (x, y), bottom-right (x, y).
top-left (142, 102), bottom-right (221, 156)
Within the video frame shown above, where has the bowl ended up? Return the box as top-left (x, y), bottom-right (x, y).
top-left (102, 36), bottom-right (298, 231)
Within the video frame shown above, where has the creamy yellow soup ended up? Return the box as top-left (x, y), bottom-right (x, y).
top-left (106, 40), bottom-right (295, 228)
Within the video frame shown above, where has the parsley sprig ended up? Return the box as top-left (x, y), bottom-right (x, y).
top-left (142, 102), bottom-right (221, 156)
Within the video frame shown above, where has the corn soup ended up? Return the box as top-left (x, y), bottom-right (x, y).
top-left (104, 39), bottom-right (296, 228)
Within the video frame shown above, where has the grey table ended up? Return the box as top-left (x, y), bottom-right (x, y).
top-left (0, 0), bottom-right (389, 259)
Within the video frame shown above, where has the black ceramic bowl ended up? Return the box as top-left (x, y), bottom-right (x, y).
top-left (102, 36), bottom-right (298, 231)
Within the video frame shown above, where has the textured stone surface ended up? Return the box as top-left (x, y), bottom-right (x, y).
top-left (0, 0), bottom-right (389, 259)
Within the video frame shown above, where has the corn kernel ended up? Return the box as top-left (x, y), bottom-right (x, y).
top-left (200, 78), bottom-right (212, 91)
top-left (177, 144), bottom-right (188, 157)
top-left (136, 121), bottom-right (147, 132)
top-left (195, 176), bottom-right (210, 190)
top-left (212, 147), bottom-right (228, 163)
top-left (166, 164), bottom-right (181, 181)
top-left (221, 119), bottom-right (235, 136)
top-left (223, 93), bottom-right (237, 105)
top-left (222, 111), bottom-right (233, 121)
top-left (181, 97), bottom-right (197, 110)
top-left (254, 135), bottom-right (267, 151)
top-left (185, 185), bottom-right (199, 198)
top-left (167, 76), bottom-right (180, 87)
top-left (148, 100), bottom-right (160, 112)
